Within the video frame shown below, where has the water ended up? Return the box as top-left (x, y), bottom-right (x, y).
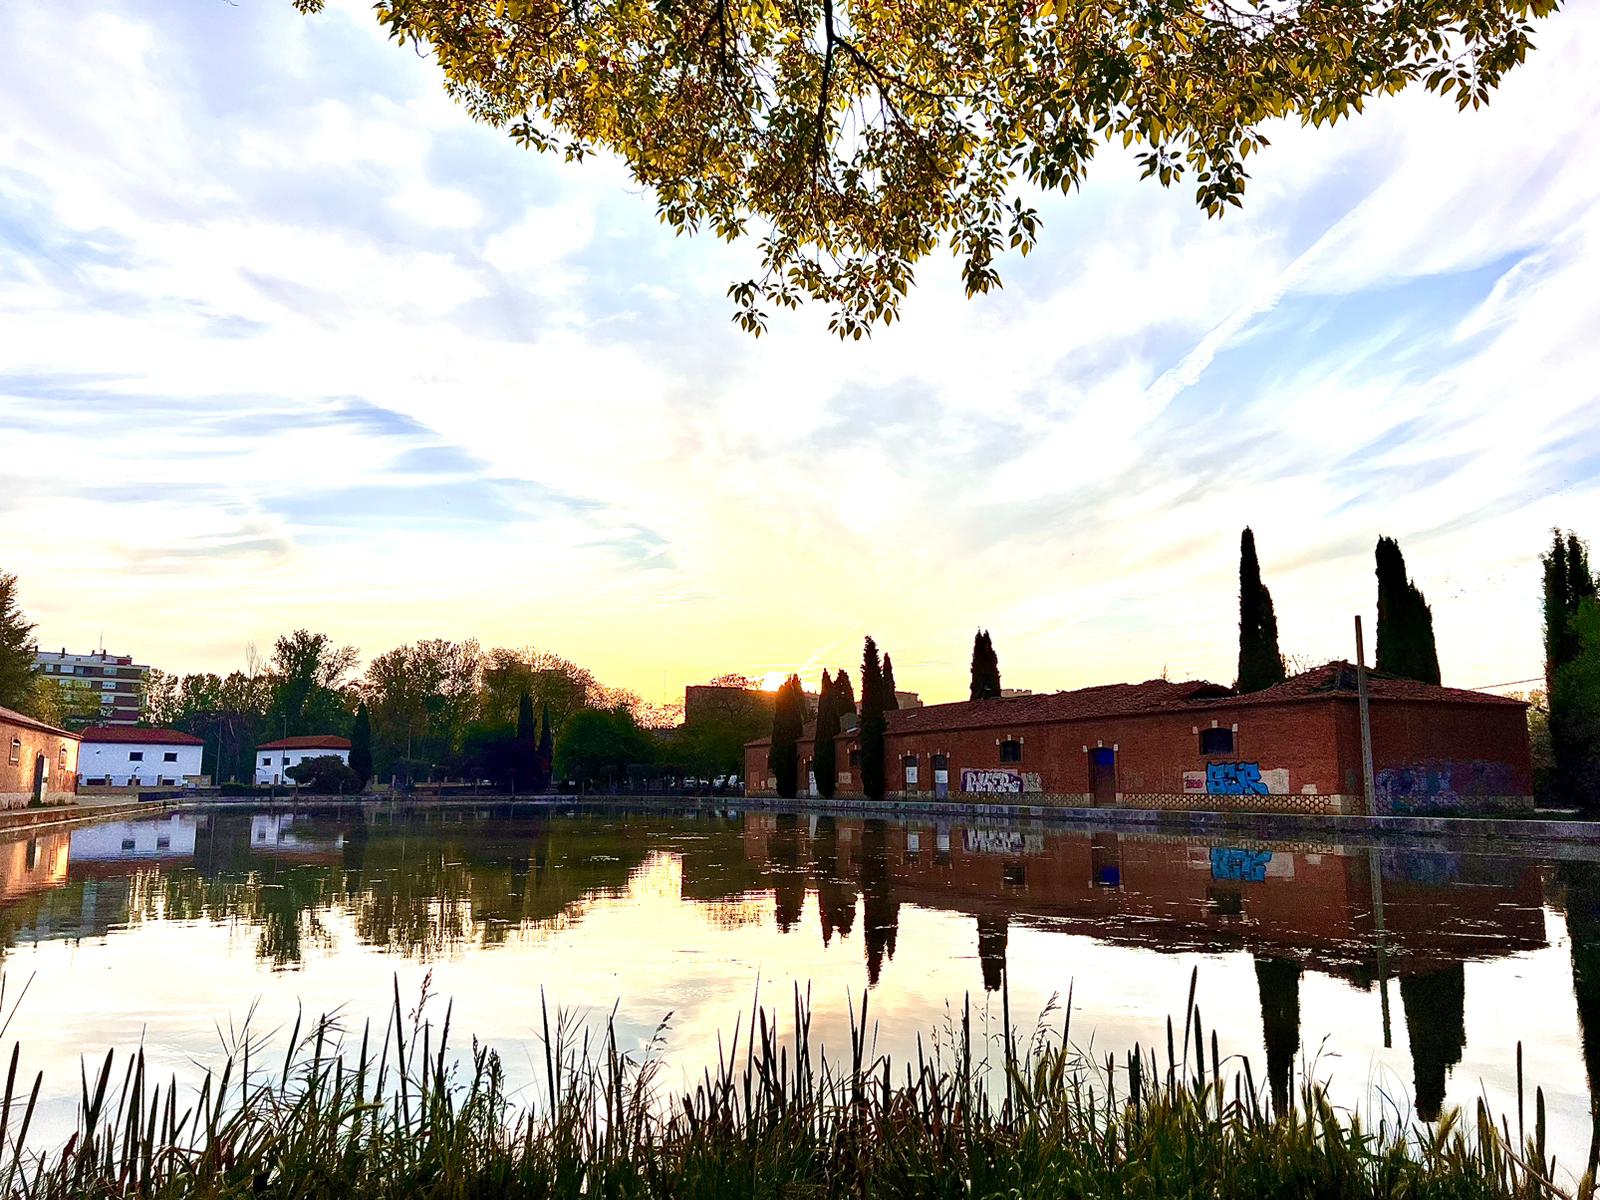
top-left (0, 804), bottom-right (1595, 1173)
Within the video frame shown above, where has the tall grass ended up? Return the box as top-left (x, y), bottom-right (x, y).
top-left (0, 969), bottom-right (1586, 1199)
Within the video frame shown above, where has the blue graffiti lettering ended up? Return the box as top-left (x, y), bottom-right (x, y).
top-left (1205, 761), bottom-right (1269, 796)
top-left (1210, 847), bottom-right (1272, 883)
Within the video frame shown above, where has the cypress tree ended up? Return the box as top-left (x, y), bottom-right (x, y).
top-left (881, 654), bottom-right (900, 710)
top-left (813, 670), bottom-right (839, 799)
top-left (537, 702), bottom-right (554, 791)
top-left (1375, 536), bottom-right (1441, 685)
top-left (1545, 529), bottom-right (1600, 808)
top-left (1236, 528), bottom-right (1286, 692)
top-left (516, 690), bottom-right (537, 791)
top-left (970, 630), bottom-right (1001, 700)
top-left (517, 691), bottom-right (535, 742)
top-left (1546, 530), bottom-right (1573, 693)
top-left (860, 638), bottom-right (887, 800)
top-left (349, 702), bottom-right (373, 788)
top-left (833, 669), bottom-right (856, 717)
top-left (769, 673), bottom-right (804, 799)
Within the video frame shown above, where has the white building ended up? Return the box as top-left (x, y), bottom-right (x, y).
top-left (69, 815), bottom-right (197, 862)
top-left (254, 736), bottom-right (352, 786)
top-left (33, 649), bottom-right (150, 727)
top-left (78, 726), bottom-right (204, 787)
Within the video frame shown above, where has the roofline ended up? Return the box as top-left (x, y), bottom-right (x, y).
top-left (0, 707), bottom-right (81, 741)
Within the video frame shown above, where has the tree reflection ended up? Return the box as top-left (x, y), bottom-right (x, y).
top-left (769, 814), bottom-right (806, 933)
top-left (860, 820), bottom-right (899, 986)
top-left (977, 915), bottom-right (1007, 993)
top-left (811, 817), bottom-right (857, 946)
top-left (1563, 860), bottom-right (1600, 1175)
top-left (1399, 964), bottom-right (1467, 1122)
top-left (1253, 956), bottom-right (1301, 1115)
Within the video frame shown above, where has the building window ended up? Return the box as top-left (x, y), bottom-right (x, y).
top-left (261, 756), bottom-right (271, 766)
top-left (931, 754), bottom-right (948, 771)
top-left (121, 838), bottom-right (136, 852)
top-left (58, 747), bottom-right (67, 768)
top-left (163, 752), bottom-right (178, 762)
top-left (7, 739), bottom-right (18, 766)
top-left (849, 747), bottom-right (860, 767)
top-left (156, 836), bottom-right (170, 850)
top-left (1199, 728), bottom-right (1235, 756)
top-left (999, 739), bottom-right (1022, 763)
top-left (128, 751), bottom-right (143, 762)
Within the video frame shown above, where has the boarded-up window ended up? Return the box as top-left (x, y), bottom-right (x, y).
top-left (1199, 728), bottom-right (1235, 755)
top-left (999, 739), bottom-right (1022, 763)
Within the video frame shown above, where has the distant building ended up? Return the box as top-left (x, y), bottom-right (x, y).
top-left (0, 705), bottom-right (79, 808)
top-left (746, 662), bottom-right (1533, 816)
top-left (33, 649), bottom-right (150, 727)
top-left (78, 726), bottom-right (205, 789)
top-left (254, 736), bottom-right (352, 786)
top-left (1000, 688), bottom-right (1034, 698)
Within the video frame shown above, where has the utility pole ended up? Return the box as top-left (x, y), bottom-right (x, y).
top-left (1356, 615), bottom-right (1390, 1046)
top-left (1354, 616), bottom-right (1377, 815)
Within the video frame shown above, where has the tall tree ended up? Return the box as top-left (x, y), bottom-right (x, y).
top-left (295, 0), bottom-right (1555, 338)
top-left (349, 702), bottom-right (374, 788)
top-left (537, 702), bottom-right (554, 791)
top-left (1546, 530), bottom-right (1600, 807)
top-left (860, 638), bottom-right (887, 801)
top-left (768, 674), bottom-right (804, 799)
top-left (1374, 537), bottom-right (1441, 685)
top-left (1547, 530), bottom-right (1575, 692)
top-left (969, 630), bottom-right (1001, 700)
top-left (0, 570), bottom-right (38, 713)
top-left (269, 629), bottom-right (360, 737)
top-left (833, 670), bottom-right (855, 718)
top-left (1236, 528), bottom-right (1286, 692)
top-left (813, 670), bottom-right (839, 800)
top-left (881, 654), bottom-right (900, 711)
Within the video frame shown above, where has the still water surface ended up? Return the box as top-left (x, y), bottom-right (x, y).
top-left (0, 805), bottom-right (1595, 1169)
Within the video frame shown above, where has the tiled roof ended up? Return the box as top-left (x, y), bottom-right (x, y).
top-left (744, 661), bottom-right (1520, 746)
top-left (1202, 661), bottom-right (1525, 709)
top-left (80, 726), bottom-right (205, 746)
top-left (0, 704), bottom-right (79, 740)
top-left (257, 735), bottom-right (352, 750)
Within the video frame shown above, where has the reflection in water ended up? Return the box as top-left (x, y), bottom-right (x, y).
top-left (977, 915), bottom-right (1008, 993)
top-left (811, 816), bottom-right (857, 946)
top-left (860, 821), bottom-right (899, 986)
top-left (1564, 861), bottom-right (1600, 1174)
top-left (1400, 965), bottom-right (1467, 1122)
top-left (770, 814), bottom-right (805, 933)
top-left (1254, 957), bottom-right (1301, 1116)
top-left (0, 803), bottom-right (1585, 1147)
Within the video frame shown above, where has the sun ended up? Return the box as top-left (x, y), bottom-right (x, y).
top-left (758, 670), bottom-right (789, 692)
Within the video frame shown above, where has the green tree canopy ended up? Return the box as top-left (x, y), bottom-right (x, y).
top-left (969, 630), bottom-right (1001, 701)
top-left (1374, 536), bottom-right (1441, 685)
top-left (350, 702), bottom-right (374, 788)
top-left (285, 753), bottom-right (362, 793)
top-left (813, 670), bottom-right (839, 800)
top-left (268, 629), bottom-right (359, 737)
top-left (768, 674), bottom-right (805, 799)
top-left (860, 637), bottom-right (887, 801)
top-left (1544, 530), bottom-right (1600, 808)
top-left (0, 570), bottom-right (38, 714)
top-left (1236, 527), bottom-right (1285, 693)
top-left (293, 0), bottom-right (1556, 336)
top-left (554, 706), bottom-right (656, 785)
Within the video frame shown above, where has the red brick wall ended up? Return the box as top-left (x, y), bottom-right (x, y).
top-left (745, 695), bottom-right (1532, 814)
top-left (1, 714), bottom-right (80, 807)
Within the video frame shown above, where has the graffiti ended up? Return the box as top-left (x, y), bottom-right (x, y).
top-left (1206, 762), bottom-right (1268, 795)
top-left (961, 768), bottom-right (1023, 795)
top-left (964, 828), bottom-right (1046, 855)
top-left (1375, 761), bottom-right (1518, 814)
top-left (1022, 772), bottom-right (1043, 793)
top-left (1211, 847), bottom-right (1272, 883)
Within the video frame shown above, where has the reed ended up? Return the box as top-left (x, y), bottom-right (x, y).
top-left (0, 969), bottom-right (1587, 1199)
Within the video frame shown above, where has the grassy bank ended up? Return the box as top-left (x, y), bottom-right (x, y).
top-left (0, 976), bottom-right (1587, 1199)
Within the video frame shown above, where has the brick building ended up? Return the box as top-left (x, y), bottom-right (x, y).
top-left (1, 705), bottom-right (80, 808)
top-left (744, 662), bottom-right (1532, 815)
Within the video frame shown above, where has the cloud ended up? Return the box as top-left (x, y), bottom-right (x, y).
top-left (1, 0), bottom-right (1597, 701)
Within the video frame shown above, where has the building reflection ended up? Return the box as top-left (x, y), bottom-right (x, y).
top-left (742, 812), bottom-right (1550, 1123)
top-left (0, 804), bottom-right (1571, 1130)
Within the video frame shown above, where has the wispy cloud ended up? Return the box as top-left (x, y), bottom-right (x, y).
top-left (0, 0), bottom-right (1596, 701)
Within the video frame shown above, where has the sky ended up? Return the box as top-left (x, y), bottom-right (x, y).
top-left (2, 1), bottom-right (1597, 708)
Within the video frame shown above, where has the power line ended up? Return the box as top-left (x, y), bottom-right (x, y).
top-left (1468, 675), bottom-right (1543, 692)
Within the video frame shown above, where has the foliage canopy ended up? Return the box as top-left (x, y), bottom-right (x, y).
top-left (294, 0), bottom-right (1556, 336)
